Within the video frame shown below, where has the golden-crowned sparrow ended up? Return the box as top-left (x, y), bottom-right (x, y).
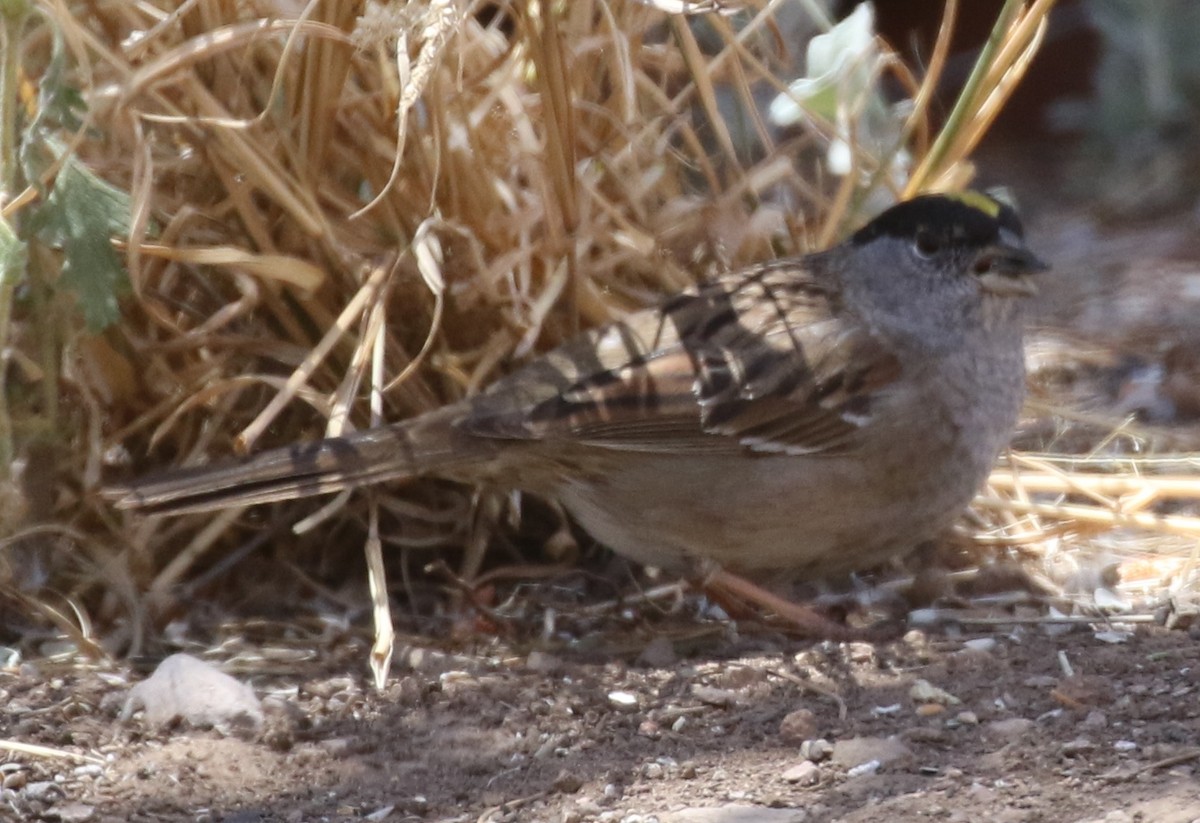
top-left (109, 192), bottom-right (1047, 582)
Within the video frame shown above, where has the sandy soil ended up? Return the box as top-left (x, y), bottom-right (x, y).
top-left (3, 624), bottom-right (1200, 822)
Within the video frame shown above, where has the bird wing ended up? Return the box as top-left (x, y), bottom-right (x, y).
top-left (462, 257), bottom-right (903, 456)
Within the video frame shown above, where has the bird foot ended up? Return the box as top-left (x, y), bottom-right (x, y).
top-left (700, 568), bottom-right (902, 642)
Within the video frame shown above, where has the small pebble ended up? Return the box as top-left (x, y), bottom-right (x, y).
top-left (552, 770), bottom-right (584, 794)
top-left (1061, 737), bottom-right (1095, 757)
top-left (607, 691), bottom-right (639, 711)
top-left (778, 709), bottom-right (819, 744)
top-left (846, 759), bottom-right (881, 778)
top-left (24, 781), bottom-right (64, 802)
top-left (800, 738), bottom-right (833, 762)
top-left (910, 679), bottom-right (961, 706)
top-left (908, 609), bottom-right (941, 628)
top-left (1023, 675), bottom-right (1058, 688)
top-left (691, 685), bottom-right (739, 707)
top-left (782, 761), bottom-right (821, 785)
top-left (847, 643), bottom-right (876, 663)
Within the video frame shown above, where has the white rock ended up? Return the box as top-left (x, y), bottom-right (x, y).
top-left (910, 679), bottom-right (961, 705)
top-left (846, 759), bottom-right (881, 777)
top-left (608, 691), bottom-right (639, 711)
top-left (781, 761), bottom-right (820, 785)
top-left (799, 738), bottom-right (833, 762)
top-left (121, 653), bottom-right (262, 734)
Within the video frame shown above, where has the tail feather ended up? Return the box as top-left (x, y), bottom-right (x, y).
top-left (106, 405), bottom-right (489, 515)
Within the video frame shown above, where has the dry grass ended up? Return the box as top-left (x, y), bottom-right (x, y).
top-left (0, 0), bottom-right (1100, 664)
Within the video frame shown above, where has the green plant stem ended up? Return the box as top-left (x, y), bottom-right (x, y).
top-left (911, 0), bottom-right (1023, 190)
top-left (28, 245), bottom-right (58, 428)
top-left (0, 0), bottom-right (30, 189)
top-left (0, 0), bottom-right (32, 479)
top-left (0, 256), bottom-right (13, 478)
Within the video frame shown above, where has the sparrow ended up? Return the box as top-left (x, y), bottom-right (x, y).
top-left (108, 192), bottom-right (1047, 590)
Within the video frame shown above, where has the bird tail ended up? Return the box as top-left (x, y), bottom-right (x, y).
top-left (105, 405), bottom-right (490, 515)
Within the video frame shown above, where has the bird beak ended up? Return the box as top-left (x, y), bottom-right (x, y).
top-left (974, 235), bottom-right (1049, 298)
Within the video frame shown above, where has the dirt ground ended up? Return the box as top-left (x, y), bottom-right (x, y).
top-left (3, 623), bottom-right (1200, 823)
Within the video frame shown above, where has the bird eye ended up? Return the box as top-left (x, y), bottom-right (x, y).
top-left (912, 231), bottom-right (941, 258)
top-left (973, 256), bottom-right (994, 275)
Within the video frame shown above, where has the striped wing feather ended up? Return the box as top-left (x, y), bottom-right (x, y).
top-left (462, 259), bottom-right (902, 456)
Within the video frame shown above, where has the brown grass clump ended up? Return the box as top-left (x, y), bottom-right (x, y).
top-left (0, 0), bottom-right (1059, 664)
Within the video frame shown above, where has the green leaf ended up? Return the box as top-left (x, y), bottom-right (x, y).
top-left (31, 15), bottom-right (84, 132)
top-left (30, 152), bottom-right (131, 330)
top-left (0, 216), bottom-right (26, 285)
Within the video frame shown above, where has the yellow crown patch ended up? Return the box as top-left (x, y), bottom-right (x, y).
top-left (943, 190), bottom-right (1002, 219)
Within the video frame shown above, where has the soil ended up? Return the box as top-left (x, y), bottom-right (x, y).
top-left (3, 625), bottom-right (1200, 822)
